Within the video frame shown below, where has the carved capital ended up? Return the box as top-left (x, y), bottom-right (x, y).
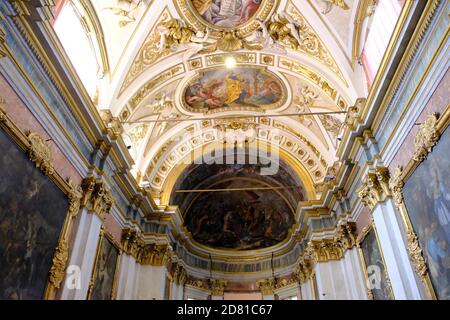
top-left (256, 277), bottom-right (276, 295)
top-left (173, 263), bottom-right (188, 286)
top-left (335, 221), bottom-right (357, 250)
top-left (210, 279), bottom-right (228, 296)
top-left (139, 243), bottom-right (172, 266)
top-left (100, 110), bottom-right (123, 140)
top-left (307, 239), bottom-right (344, 262)
top-left (294, 259), bottom-right (313, 283)
top-left (358, 168), bottom-right (391, 209)
top-left (121, 229), bottom-right (145, 260)
top-left (413, 113), bottom-right (440, 162)
top-left (26, 131), bottom-right (54, 176)
top-left (81, 177), bottom-right (114, 219)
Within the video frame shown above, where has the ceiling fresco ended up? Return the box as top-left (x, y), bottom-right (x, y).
top-left (191, 0), bottom-right (263, 28)
top-left (64, 0), bottom-right (374, 265)
top-left (183, 67), bottom-right (285, 112)
top-left (170, 156), bottom-right (305, 250)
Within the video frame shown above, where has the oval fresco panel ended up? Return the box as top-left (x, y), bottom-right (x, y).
top-left (191, 0), bottom-right (263, 28)
top-left (183, 67), bottom-right (285, 112)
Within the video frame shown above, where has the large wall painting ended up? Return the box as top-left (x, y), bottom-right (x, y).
top-left (183, 67), bottom-right (285, 112)
top-left (358, 226), bottom-right (393, 300)
top-left (191, 0), bottom-right (262, 28)
top-left (183, 178), bottom-right (295, 250)
top-left (0, 129), bottom-right (69, 300)
top-left (88, 232), bottom-right (120, 300)
top-left (402, 126), bottom-right (450, 300)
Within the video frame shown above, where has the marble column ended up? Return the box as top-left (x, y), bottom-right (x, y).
top-left (116, 253), bottom-right (138, 299)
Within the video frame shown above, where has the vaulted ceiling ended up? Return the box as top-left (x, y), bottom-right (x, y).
top-left (66, 0), bottom-right (372, 252)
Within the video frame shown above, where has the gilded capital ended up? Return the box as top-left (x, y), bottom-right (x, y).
top-left (294, 259), bottom-right (313, 283)
top-left (256, 277), bottom-right (276, 296)
top-left (210, 279), bottom-right (228, 296)
top-left (121, 228), bottom-right (145, 260)
top-left (139, 243), bottom-right (172, 266)
top-left (81, 177), bottom-right (114, 219)
top-left (173, 263), bottom-right (188, 286)
top-left (358, 168), bottom-right (391, 209)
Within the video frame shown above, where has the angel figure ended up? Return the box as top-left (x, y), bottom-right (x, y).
top-left (267, 12), bottom-right (308, 50)
top-left (295, 85), bottom-right (318, 127)
top-left (253, 19), bottom-right (287, 54)
top-left (317, 0), bottom-right (350, 15)
top-left (104, 0), bottom-right (144, 27)
top-left (157, 19), bottom-right (211, 63)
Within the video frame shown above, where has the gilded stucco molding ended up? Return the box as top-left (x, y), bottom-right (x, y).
top-left (100, 110), bottom-right (124, 140)
top-left (256, 277), bottom-right (276, 295)
top-left (306, 221), bottom-right (357, 263)
top-left (293, 259), bottom-right (313, 284)
top-left (357, 167), bottom-right (391, 210)
top-left (210, 279), bottom-right (228, 296)
top-left (406, 230), bottom-right (428, 278)
top-left (26, 131), bottom-right (54, 176)
top-left (139, 243), bottom-right (172, 266)
top-left (275, 276), bottom-right (298, 289)
top-left (121, 228), bottom-right (145, 260)
top-left (412, 113), bottom-right (440, 162)
top-left (185, 278), bottom-right (211, 291)
top-left (173, 263), bottom-right (188, 286)
top-left (81, 177), bottom-right (114, 219)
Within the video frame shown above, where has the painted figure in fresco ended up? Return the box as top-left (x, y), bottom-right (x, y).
top-left (185, 68), bottom-right (283, 110)
top-left (192, 0), bottom-right (262, 28)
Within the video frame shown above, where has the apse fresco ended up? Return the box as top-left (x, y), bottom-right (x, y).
top-left (403, 127), bottom-right (450, 300)
top-left (184, 67), bottom-right (284, 111)
top-left (184, 179), bottom-right (295, 250)
top-left (191, 0), bottom-right (262, 28)
top-left (89, 235), bottom-right (120, 300)
top-left (0, 129), bottom-right (68, 300)
top-left (360, 227), bottom-right (392, 300)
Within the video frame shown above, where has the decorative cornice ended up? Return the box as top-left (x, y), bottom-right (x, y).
top-left (412, 113), bottom-right (440, 162)
top-left (256, 277), bottom-right (276, 296)
top-left (81, 177), bottom-right (114, 219)
top-left (210, 279), bottom-right (228, 296)
top-left (26, 131), bottom-right (54, 176)
top-left (185, 278), bottom-right (210, 291)
top-left (100, 110), bottom-right (124, 140)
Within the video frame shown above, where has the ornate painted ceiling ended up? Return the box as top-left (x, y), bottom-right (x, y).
top-left (73, 0), bottom-right (371, 254)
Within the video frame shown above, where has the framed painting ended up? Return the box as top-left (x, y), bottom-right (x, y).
top-left (87, 230), bottom-right (121, 300)
top-left (398, 112), bottom-right (450, 300)
top-left (357, 224), bottom-right (394, 300)
top-left (0, 107), bottom-right (81, 300)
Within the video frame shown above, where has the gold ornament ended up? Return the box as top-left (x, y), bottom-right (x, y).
top-left (413, 113), bottom-right (440, 162)
top-left (26, 131), bottom-right (54, 176)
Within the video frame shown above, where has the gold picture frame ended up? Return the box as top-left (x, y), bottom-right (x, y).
top-left (388, 106), bottom-right (450, 300)
top-left (0, 102), bottom-right (83, 300)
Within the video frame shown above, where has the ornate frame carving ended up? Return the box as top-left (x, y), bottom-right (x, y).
top-left (387, 109), bottom-right (450, 300)
top-left (0, 102), bottom-right (83, 299)
top-left (174, 0), bottom-right (278, 38)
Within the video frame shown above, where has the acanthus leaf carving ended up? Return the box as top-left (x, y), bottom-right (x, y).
top-left (48, 239), bottom-right (69, 289)
top-left (413, 113), bottom-right (440, 162)
top-left (26, 131), bottom-right (54, 176)
top-left (388, 166), bottom-right (404, 207)
top-left (407, 230), bottom-right (428, 279)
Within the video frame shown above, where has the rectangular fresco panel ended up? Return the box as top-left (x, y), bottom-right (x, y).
top-left (0, 129), bottom-right (68, 300)
top-left (89, 234), bottom-right (119, 300)
top-left (403, 127), bottom-right (450, 299)
top-left (360, 228), bottom-right (392, 300)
